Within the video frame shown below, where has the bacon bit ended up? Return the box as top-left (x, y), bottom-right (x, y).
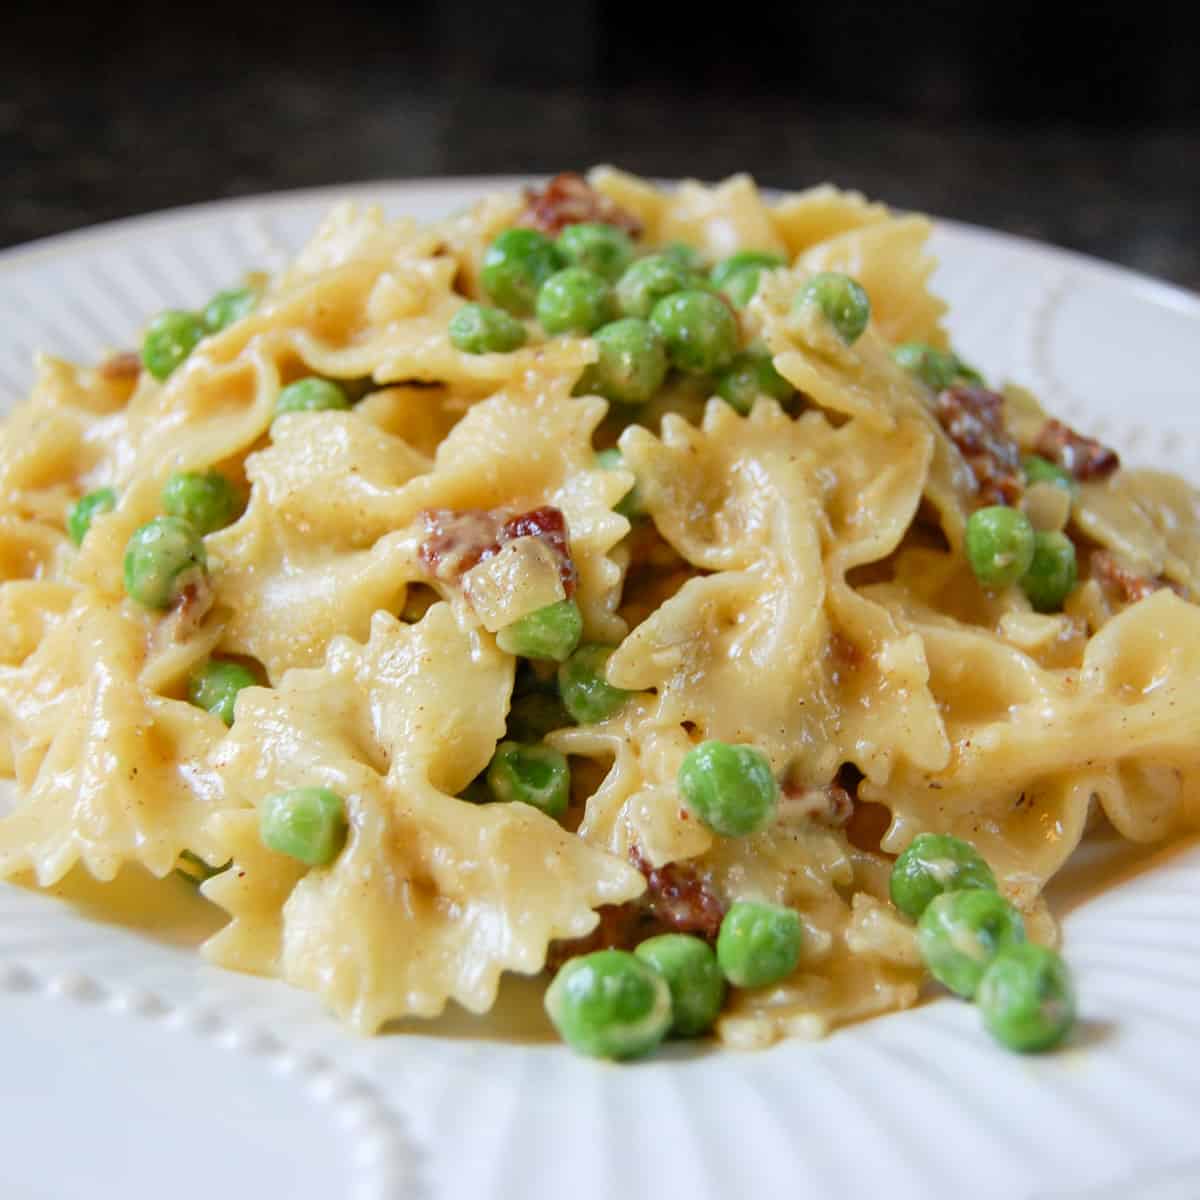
top-left (418, 508), bottom-right (503, 580)
top-left (419, 505), bottom-right (578, 597)
top-left (1034, 418), bottom-right (1119, 481)
top-left (1090, 549), bottom-right (1180, 605)
top-left (518, 172), bottom-right (643, 238)
top-left (631, 846), bottom-right (727, 941)
top-left (500, 506), bottom-right (577, 596)
top-left (545, 846), bottom-right (726, 972)
top-left (933, 385), bottom-right (1023, 506)
top-left (99, 350), bottom-right (142, 379)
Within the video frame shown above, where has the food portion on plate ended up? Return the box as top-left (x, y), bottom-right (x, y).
top-left (0, 168), bottom-right (1197, 1061)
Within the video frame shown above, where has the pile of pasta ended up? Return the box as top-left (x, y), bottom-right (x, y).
top-left (1, 168), bottom-right (1198, 1047)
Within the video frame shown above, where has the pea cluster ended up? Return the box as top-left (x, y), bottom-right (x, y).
top-left (964, 505), bottom-right (1078, 611)
top-left (140, 284), bottom-right (259, 382)
top-left (890, 833), bottom-right (1077, 1052)
top-left (545, 890), bottom-right (804, 1060)
top-left (543, 738), bottom-right (803, 1059)
top-left (456, 220), bottom-right (875, 419)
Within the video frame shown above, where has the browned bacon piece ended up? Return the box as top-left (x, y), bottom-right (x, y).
top-left (418, 508), bottom-right (504, 581)
top-left (1090, 549), bottom-right (1175, 605)
top-left (545, 847), bottom-right (726, 971)
top-left (518, 172), bottom-right (643, 238)
top-left (99, 350), bottom-right (142, 379)
top-left (418, 505), bottom-right (579, 598)
top-left (1034, 418), bottom-right (1120, 481)
top-left (500, 506), bottom-right (578, 596)
top-left (631, 846), bottom-right (727, 941)
top-left (933, 385), bottom-right (1023, 506)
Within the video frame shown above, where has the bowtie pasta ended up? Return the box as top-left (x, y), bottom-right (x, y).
top-left (1, 169), bottom-right (1197, 1059)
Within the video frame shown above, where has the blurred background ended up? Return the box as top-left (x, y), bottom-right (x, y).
top-left (3, 0), bottom-right (1198, 289)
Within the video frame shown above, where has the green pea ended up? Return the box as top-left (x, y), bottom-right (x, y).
top-left (259, 787), bottom-right (347, 866)
top-left (1020, 531), bottom-right (1078, 612)
top-left (714, 351), bottom-right (795, 415)
top-left (711, 252), bottom-right (787, 310)
top-left (716, 900), bottom-right (802, 988)
top-left (142, 310), bottom-right (206, 381)
top-left (536, 268), bottom-right (614, 335)
top-left (650, 290), bottom-right (740, 373)
top-left (123, 516), bottom-right (208, 609)
top-left (162, 470), bottom-right (241, 536)
top-left (481, 228), bottom-right (565, 316)
top-left (917, 889), bottom-right (1026, 998)
top-left (1022, 455), bottom-right (1077, 494)
top-left (796, 272), bottom-right (871, 345)
top-left (965, 505), bottom-right (1036, 588)
top-left (544, 949), bottom-right (673, 1060)
top-left (721, 268), bottom-right (769, 308)
top-left (202, 286), bottom-right (258, 333)
top-left (496, 598), bottom-right (583, 662)
top-left (660, 242), bottom-right (703, 272)
top-left (506, 691), bottom-right (571, 743)
top-left (556, 223), bottom-right (635, 282)
top-left (67, 487), bottom-right (117, 546)
top-left (187, 658), bottom-right (258, 726)
top-left (889, 833), bottom-right (997, 919)
top-left (576, 318), bottom-right (668, 405)
top-left (275, 377), bottom-right (350, 416)
top-left (594, 447), bottom-right (643, 519)
top-left (977, 943), bottom-right (1076, 1053)
top-left (635, 934), bottom-right (726, 1037)
top-left (677, 740), bottom-right (778, 837)
top-left (614, 255), bottom-right (694, 319)
top-left (448, 302), bottom-right (527, 354)
top-left (557, 644), bottom-right (632, 724)
top-left (710, 252), bottom-right (786, 291)
top-left (485, 740), bottom-right (571, 818)
top-left (892, 342), bottom-right (961, 391)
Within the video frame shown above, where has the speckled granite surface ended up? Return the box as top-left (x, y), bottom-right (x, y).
top-left (3, 77), bottom-right (1198, 292)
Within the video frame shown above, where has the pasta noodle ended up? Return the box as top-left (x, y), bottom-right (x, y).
top-left (0, 168), bottom-right (1197, 1047)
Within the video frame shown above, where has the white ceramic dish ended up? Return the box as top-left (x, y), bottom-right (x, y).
top-left (1, 180), bottom-right (1199, 1200)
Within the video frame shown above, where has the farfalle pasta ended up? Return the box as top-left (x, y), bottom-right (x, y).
top-left (0, 168), bottom-right (1196, 1054)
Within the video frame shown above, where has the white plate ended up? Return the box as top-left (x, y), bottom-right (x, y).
top-left (2, 180), bottom-right (1200, 1200)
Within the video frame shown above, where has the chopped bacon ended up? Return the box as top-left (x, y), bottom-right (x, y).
top-left (518, 172), bottom-right (643, 238)
top-left (418, 505), bottom-right (578, 597)
top-left (418, 508), bottom-right (504, 580)
top-left (631, 846), bottom-right (727, 941)
top-left (500, 506), bottom-right (577, 596)
top-left (1090, 549), bottom-right (1180, 605)
top-left (1034, 418), bottom-right (1120, 481)
top-left (99, 350), bottom-right (142, 379)
top-left (545, 846), bottom-right (726, 972)
top-left (933, 385), bottom-right (1023, 506)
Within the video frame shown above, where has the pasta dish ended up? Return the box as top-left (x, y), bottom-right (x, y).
top-left (0, 169), bottom-right (1196, 1058)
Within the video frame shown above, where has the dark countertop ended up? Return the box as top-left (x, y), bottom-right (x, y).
top-left (4, 75), bottom-right (1198, 293)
